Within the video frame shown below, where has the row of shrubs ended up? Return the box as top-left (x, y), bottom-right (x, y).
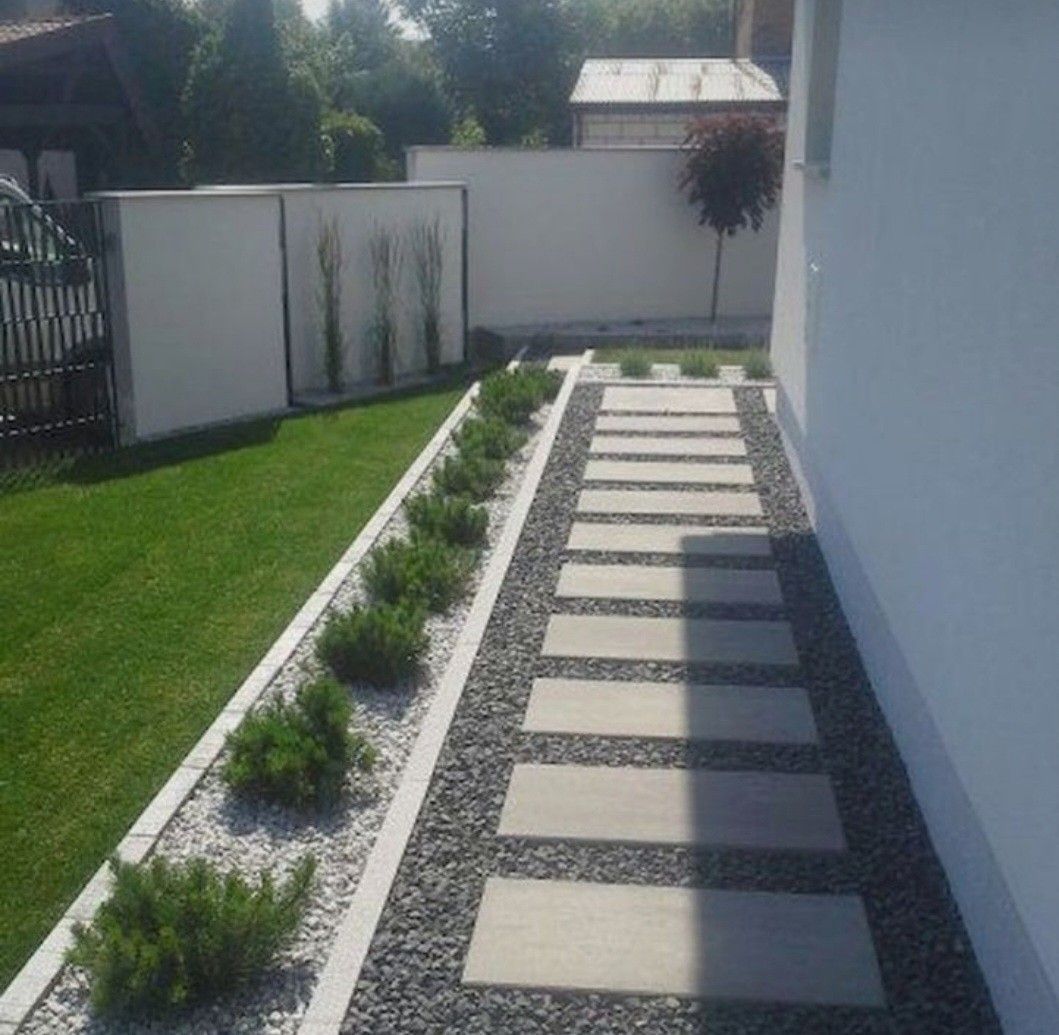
top-left (68, 366), bottom-right (561, 1019)
top-left (617, 349), bottom-right (772, 380)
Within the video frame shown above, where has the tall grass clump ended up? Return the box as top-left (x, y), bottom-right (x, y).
top-left (454, 416), bottom-right (526, 460)
top-left (679, 351), bottom-right (719, 378)
top-left (223, 678), bottom-right (374, 808)
top-left (369, 224), bottom-right (403, 386)
top-left (432, 451), bottom-right (505, 501)
top-left (68, 855), bottom-right (315, 1018)
top-left (409, 217), bottom-right (445, 374)
top-left (617, 351), bottom-right (652, 378)
top-left (317, 216), bottom-right (344, 393)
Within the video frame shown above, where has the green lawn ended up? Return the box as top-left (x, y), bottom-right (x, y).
top-left (591, 345), bottom-right (766, 366)
top-left (0, 381), bottom-right (464, 988)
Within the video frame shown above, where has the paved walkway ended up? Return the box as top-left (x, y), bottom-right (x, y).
top-left (343, 380), bottom-right (1000, 1035)
top-left (462, 385), bottom-right (885, 1009)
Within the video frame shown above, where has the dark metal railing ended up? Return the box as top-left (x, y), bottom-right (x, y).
top-left (0, 199), bottom-right (117, 468)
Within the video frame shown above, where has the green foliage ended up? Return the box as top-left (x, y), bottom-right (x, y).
top-left (618, 352), bottom-right (652, 378)
top-left (369, 225), bottom-right (403, 385)
top-left (432, 452), bottom-right (506, 501)
top-left (451, 112), bottom-right (487, 147)
top-left (454, 416), bottom-right (527, 460)
top-left (223, 678), bottom-right (374, 808)
top-left (182, 0), bottom-right (324, 184)
top-left (404, 491), bottom-right (488, 548)
top-left (317, 217), bottom-right (344, 392)
top-left (743, 351), bottom-right (773, 380)
top-left (408, 217), bottom-right (446, 373)
top-left (398, 0), bottom-right (575, 143)
top-left (68, 855), bottom-right (314, 1018)
top-left (679, 351), bottom-right (719, 378)
top-left (362, 535), bottom-right (474, 612)
top-left (475, 367), bottom-right (559, 425)
top-left (68, 0), bottom-right (206, 185)
top-left (574, 0), bottom-right (733, 58)
top-left (321, 109), bottom-right (385, 182)
top-left (316, 603), bottom-right (427, 686)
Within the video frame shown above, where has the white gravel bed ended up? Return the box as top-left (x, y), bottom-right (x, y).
top-left (21, 404), bottom-right (550, 1035)
top-left (579, 362), bottom-right (772, 385)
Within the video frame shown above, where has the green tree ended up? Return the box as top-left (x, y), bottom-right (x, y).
top-left (398, 0), bottom-right (576, 144)
top-left (182, 0), bottom-right (324, 183)
top-left (574, 0), bottom-right (734, 58)
top-left (66, 0), bottom-right (205, 184)
top-left (321, 109), bottom-right (386, 181)
top-left (680, 113), bottom-right (784, 322)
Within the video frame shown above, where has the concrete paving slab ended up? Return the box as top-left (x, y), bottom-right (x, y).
top-left (523, 678), bottom-right (817, 743)
top-left (578, 490), bottom-right (763, 518)
top-left (567, 522), bottom-right (771, 556)
top-left (596, 414), bottom-right (741, 433)
top-left (463, 877), bottom-right (885, 1007)
top-left (556, 563), bottom-right (783, 605)
top-left (590, 435), bottom-right (747, 457)
top-left (602, 386), bottom-right (737, 414)
top-left (542, 614), bottom-right (798, 665)
top-left (498, 764), bottom-right (844, 851)
top-left (585, 460), bottom-right (754, 485)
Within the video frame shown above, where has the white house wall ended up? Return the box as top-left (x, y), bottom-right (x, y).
top-left (408, 147), bottom-right (779, 328)
top-left (771, 2), bottom-right (1059, 1030)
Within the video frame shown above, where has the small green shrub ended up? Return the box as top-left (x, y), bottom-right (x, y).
top-left (405, 490), bottom-right (488, 548)
top-left (454, 416), bottom-right (527, 460)
top-left (223, 678), bottom-right (375, 808)
top-left (432, 451), bottom-right (505, 501)
top-left (363, 534), bottom-right (474, 612)
top-left (617, 352), bottom-right (652, 378)
top-left (68, 855), bottom-right (315, 1018)
top-left (743, 351), bottom-right (772, 380)
top-left (679, 351), bottom-right (719, 378)
top-left (475, 367), bottom-right (558, 424)
top-left (316, 602), bottom-right (427, 687)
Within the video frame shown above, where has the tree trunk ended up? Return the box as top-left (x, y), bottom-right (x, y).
top-left (710, 231), bottom-right (724, 324)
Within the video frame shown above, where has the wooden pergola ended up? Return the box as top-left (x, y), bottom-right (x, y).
top-left (0, 15), bottom-right (159, 195)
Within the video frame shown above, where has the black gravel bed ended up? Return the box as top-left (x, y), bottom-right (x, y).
top-left (582, 479), bottom-right (758, 491)
top-left (588, 451), bottom-right (751, 462)
top-left (341, 382), bottom-right (1000, 1035)
top-left (551, 598), bottom-right (786, 621)
top-left (575, 511), bottom-right (766, 527)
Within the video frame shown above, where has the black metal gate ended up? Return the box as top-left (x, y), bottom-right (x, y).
top-left (0, 199), bottom-right (117, 467)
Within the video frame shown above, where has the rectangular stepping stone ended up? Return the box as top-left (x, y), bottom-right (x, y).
top-left (542, 614), bottom-right (798, 665)
top-left (523, 678), bottom-right (817, 744)
top-left (584, 460), bottom-right (754, 485)
top-left (463, 878), bottom-right (885, 1006)
top-left (764, 387), bottom-right (777, 414)
top-left (498, 764), bottom-right (844, 851)
top-left (567, 522), bottom-right (771, 556)
top-left (590, 435), bottom-right (747, 457)
top-left (596, 414), bottom-right (740, 433)
top-left (578, 489), bottom-right (763, 518)
top-left (556, 563), bottom-right (783, 605)
top-left (602, 386), bottom-right (736, 414)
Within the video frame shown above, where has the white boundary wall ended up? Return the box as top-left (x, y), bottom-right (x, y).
top-left (772, 2), bottom-right (1059, 1031)
top-left (100, 191), bottom-right (289, 442)
top-left (407, 146), bottom-right (779, 328)
top-left (97, 184), bottom-right (467, 443)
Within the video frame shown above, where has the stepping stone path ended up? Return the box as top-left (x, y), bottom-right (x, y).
top-left (462, 383), bottom-right (888, 1013)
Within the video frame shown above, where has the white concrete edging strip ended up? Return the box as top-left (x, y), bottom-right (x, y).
top-left (298, 359), bottom-right (582, 1034)
top-left (0, 377), bottom-right (483, 1033)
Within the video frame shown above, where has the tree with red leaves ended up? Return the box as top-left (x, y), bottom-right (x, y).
top-left (680, 114), bottom-right (785, 322)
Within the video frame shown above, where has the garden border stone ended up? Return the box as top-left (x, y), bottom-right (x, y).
top-left (297, 359), bottom-right (583, 1035)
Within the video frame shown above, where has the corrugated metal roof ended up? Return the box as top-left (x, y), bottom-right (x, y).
top-left (570, 58), bottom-right (786, 107)
top-left (0, 16), bottom-right (107, 48)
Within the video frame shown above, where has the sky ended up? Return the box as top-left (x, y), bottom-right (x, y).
top-left (299, 0), bottom-right (419, 34)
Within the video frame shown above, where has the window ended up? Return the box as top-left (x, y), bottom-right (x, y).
top-left (803, 0), bottom-right (843, 170)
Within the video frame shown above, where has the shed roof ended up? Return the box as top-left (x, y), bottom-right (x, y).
top-left (570, 57), bottom-right (786, 108)
top-left (0, 15), bottom-right (108, 50)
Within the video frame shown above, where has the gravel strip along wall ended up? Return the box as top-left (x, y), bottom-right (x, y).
top-left (18, 399), bottom-right (549, 1035)
top-left (340, 382), bottom-right (1001, 1035)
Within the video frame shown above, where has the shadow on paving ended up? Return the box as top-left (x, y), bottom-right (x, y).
top-left (338, 382), bottom-right (1001, 1035)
